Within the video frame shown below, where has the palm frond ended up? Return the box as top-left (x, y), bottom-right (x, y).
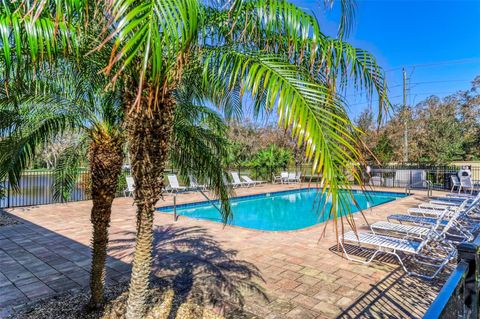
top-left (52, 142), bottom-right (87, 202)
top-left (203, 48), bottom-right (365, 222)
top-left (202, 0), bottom-right (389, 119)
top-left (170, 85), bottom-right (233, 222)
top-left (323, 0), bottom-right (356, 39)
top-left (101, 0), bottom-right (201, 109)
top-left (0, 112), bottom-right (78, 190)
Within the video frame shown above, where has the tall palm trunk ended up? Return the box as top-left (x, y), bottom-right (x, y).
top-left (88, 132), bottom-right (124, 308)
top-left (125, 93), bottom-right (174, 319)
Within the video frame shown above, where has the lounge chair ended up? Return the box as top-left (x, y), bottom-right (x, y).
top-left (242, 175), bottom-right (265, 186)
top-left (166, 175), bottom-right (187, 193)
top-left (420, 193), bottom-right (480, 210)
top-left (387, 199), bottom-right (479, 242)
top-left (231, 172), bottom-right (248, 188)
top-left (451, 175), bottom-right (461, 192)
top-left (124, 176), bottom-right (135, 197)
top-left (274, 172), bottom-right (288, 184)
top-left (189, 175), bottom-right (207, 190)
top-left (371, 208), bottom-right (458, 241)
top-left (340, 230), bottom-right (455, 280)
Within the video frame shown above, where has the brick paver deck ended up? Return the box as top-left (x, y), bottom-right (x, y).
top-left (0, 184), bottom-right (449, 318)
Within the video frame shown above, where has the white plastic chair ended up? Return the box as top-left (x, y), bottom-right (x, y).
top-left (287, 172), bottom-right (297, 184)
top-left (274, 172), bottom-right (288, 184)
top-left (451, 175), bottom-right (461, 192)
top-left (124, 176), bottom-right (135, 197)
top-left (459, 176), bottom-right (480, 194)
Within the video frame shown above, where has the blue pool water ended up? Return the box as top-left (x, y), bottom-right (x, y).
top-left (157, 188), bottom-right (407, 231)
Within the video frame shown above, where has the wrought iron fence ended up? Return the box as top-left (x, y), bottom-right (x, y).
top-left (1, 164), bottom-right (478, 208)
top-left (423, 234), bottom-right (480, 319)
top-left (369, 164), bottom-right (480, 191)
top-left (0, 170), bottom-right (91, 208)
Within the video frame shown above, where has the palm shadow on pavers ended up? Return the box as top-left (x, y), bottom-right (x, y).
top-left (329, 244), bottom-right (449, 318)
top-left (108, 225), bottom-right (268, 319)
top-left (0, 215), bottom-right (132, 313)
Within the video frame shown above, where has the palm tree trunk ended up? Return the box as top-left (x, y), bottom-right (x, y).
top-left (125, 94), bottom-right (174, 319)
top-left (88, 133), bottom-right (124, 309)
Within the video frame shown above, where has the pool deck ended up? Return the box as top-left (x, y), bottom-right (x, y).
top-left (0, 183), bottom-right (450, 318)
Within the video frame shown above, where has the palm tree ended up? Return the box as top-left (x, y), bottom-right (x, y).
top-left (0, 63), bottom-right (125, 308)
top-left (0, 1), bottom-right (390, 317)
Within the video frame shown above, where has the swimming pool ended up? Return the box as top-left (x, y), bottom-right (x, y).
top-left (157, 188), bottom-right (407, 231)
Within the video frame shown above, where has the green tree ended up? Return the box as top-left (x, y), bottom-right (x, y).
top-left (0, 1), bottom-right (389, 317)
top-left (249, 145), bottom-right (292, 181)
top-left (415, 96), bottom-right (465, 164)
top-left (371, 132), bottom-right (394, 164)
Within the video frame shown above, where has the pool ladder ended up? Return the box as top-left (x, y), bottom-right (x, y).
top-left (172, 188), bottom-right (223, 222)
top-left (405, 180), bottom-right (433, 197)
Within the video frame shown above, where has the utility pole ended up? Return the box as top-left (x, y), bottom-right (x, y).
top-left (403, 67), bottom-right (408, 163)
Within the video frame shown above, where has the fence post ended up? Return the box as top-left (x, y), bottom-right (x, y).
top-left (6, 178), bottom-right (10, 208)
top-left (457, 240), bottom-right (480, 318)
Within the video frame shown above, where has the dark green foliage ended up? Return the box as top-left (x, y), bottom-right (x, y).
top-left (371, 133), bottom-right (394, 165)
top-left (248, 145), bottom-right (292, 181)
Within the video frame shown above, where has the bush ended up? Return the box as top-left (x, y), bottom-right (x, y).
top-left (248, 145), bottom-right (292, 181)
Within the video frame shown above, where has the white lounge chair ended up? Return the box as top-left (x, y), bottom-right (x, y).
top-left (231, 172), bottom-right (248, 188)
top-left (124, 176), bottom-right (135, 197)
top-left (370, 221), bottom-right (433, 239)
top-left (241, 175), bottom-right (264, 186)
top-left (451, 175), bottom-right (461, 192)
top-left (274, 172), bottom-right (288, 184)
top-left (388, 198), bottom-right (479, 241)
top-left (420, 193), bottom-right (480, 210)
top-left (189, 175), bottom-right (207, 190)
top-left (340, 230), bottom-right (455, 280)
top-left (166, 175), bottom-right (187, 193)
top-left (371, 208), bottom-right (459, 241)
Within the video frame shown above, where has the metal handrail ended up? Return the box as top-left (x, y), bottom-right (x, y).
top-left (405, 179), bottom-right (433, 197)
top-left (171, 188), bottom-right (223, 222)
top-left (423, 261), bottom-right (469, 318)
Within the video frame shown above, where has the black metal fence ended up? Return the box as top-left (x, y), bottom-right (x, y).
top-left (369, 164), bottom-right (480, 191)
top-left (423, 234), bottom-right (480, 319)
top-left (1, 164), bottom-right (479, 208)
top-left (0, 170), bottom-right (91, 208)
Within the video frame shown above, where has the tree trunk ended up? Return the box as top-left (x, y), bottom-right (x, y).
top-left (88, 132), bottom-right (124, 309)
top-left (125, 94), bottom-right (174, 319)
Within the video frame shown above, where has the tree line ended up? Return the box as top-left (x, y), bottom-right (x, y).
top-left (357, 76), bottom-right (480, 165)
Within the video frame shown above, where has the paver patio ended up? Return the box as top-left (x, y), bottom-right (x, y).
top-left (0, 184), bottom-right (449, 318)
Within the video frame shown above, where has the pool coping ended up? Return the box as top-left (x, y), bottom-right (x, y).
top-left (155, 188), bottom-right (410, 233)
top-left (156, 187), bottom-right (408, 212)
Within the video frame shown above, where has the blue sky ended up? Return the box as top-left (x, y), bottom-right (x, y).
top-left (290, 0), bottom-right (480, 120)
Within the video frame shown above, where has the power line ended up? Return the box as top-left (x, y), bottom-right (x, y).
top-left (347, 90), bottom-right (465, 107)
top-left (388, 79), bottom-right (473, 89)
top-left (344, 79), bottom-right (473, 97)
top-left (384, 57), bottom-right (480, 73)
